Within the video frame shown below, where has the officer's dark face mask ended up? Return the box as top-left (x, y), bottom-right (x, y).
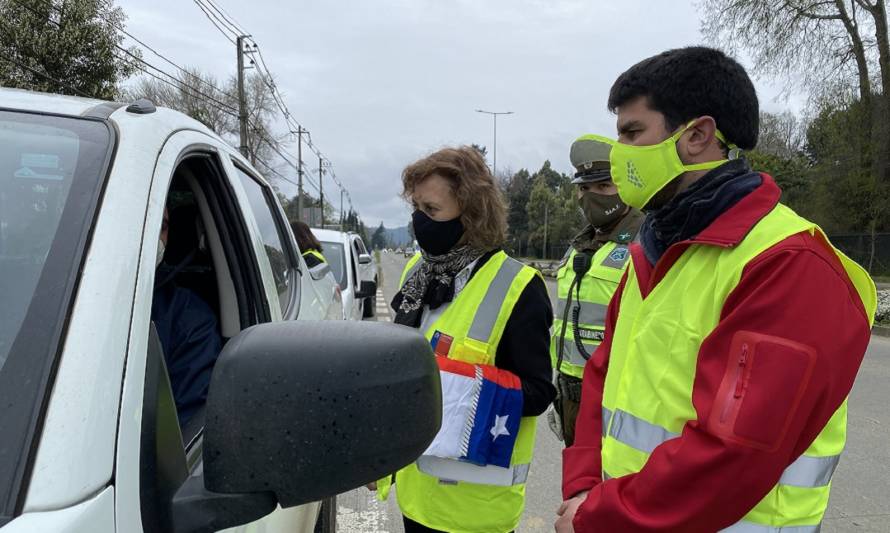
top-left (578, 191), bottom-right (626, 229)
top-left (412, 210), bottom-right (464, 256)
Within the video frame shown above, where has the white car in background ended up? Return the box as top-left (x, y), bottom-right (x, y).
top-left (348, 232), bottom-right (378, 318)
top-left (0, 88), bottom-right (439, 533)
top-left (314, 229), bottom-right (377, 321)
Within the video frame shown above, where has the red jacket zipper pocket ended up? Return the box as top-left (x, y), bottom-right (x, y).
top-left (709, 331), bottom-right (816, 452)
top-left (719, 342), bottom-right (750, 424)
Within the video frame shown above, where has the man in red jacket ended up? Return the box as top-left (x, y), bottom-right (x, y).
top-left (556, 46), bottom-right (875, 532)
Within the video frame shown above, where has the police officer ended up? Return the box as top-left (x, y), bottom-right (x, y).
top-left (549, 135), bottom-right (643, 446)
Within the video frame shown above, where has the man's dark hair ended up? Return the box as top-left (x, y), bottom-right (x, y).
top-left (608, 46), bottom-right (759, 150)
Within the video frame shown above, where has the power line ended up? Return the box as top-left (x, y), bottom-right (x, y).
top-left (6, 0), bottom-right (357, 215)
top-left (7, 0), bottom-right (235, 115)
top-left (116, 27), bottom-right (231, 99)
top-left (202, 0), bottom-right (249, 36)
top-left (11, 0), bottom-right (231, 103)
top-left (192, 0), bottom-right (238, 44)
top-left (113, 46), bottom-right (238, 115)
top-left (0, 53), bottom-right (93, 99)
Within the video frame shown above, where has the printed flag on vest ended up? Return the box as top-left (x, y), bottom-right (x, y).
top-left (423, 356), bottom-right (523, 468)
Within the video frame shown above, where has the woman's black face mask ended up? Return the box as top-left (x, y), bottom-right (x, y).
top-left (412, 210), bottom-right (464, 256)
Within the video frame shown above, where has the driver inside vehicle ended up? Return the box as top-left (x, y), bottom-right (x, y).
top-left (151, 206), bottom-right (222, 426)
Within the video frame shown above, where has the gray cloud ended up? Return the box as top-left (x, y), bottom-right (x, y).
top-left (119, 0), bottom-right (799, 227)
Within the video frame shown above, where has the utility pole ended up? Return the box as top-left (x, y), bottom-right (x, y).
top-left (296, 126), bottom-right (304, 223)
top-left (236, 36), bottom-right (249, 159)
top-left (318, 156), bottom-right (324, 229)
top-left (340, 188), bottom-right (344, 228)
top-left (543, 203), bottom-right (549, 260)
top-left (475, 109), bottom-right (513, 178)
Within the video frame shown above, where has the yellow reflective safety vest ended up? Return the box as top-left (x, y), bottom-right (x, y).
top-left (302, 249), bottom-right (326, 264)
top-left (383, 251), bottom-right (542, 533)
top-left (550, 242), bottom-right (630, 379)
top-left (601, 204), bottom-right (876, 532)
top-left (302, 249), bottom-right (330, 279)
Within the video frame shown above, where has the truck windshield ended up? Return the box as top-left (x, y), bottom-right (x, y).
top-left (0, 109), bottom-right (112, 522)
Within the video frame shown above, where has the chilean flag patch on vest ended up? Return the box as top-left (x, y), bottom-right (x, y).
top-left (423, 356), bottom-right (523, 468)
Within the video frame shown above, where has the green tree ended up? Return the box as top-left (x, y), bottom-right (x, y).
top-left (526, 177), bottom-right (556, 257)
top-left (526, 176), bottom-right (577, 258)
top-left (504, 168), bottom-right (532, 255)
top-left (803, 99), bottom-right (890, 235)
top-left (371, 222), bottom-right (387, 250)
top-left (702, 0), bottom-right (890, 268)
top-left (0, 0), bottom-right (138, 99)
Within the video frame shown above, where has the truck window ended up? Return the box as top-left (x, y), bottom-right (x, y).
top-left (233, 166), bottom-right (299, 317)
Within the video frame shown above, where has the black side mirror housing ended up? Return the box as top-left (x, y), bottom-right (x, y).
top-left (202, 320), bottom-right (440, 509)
top-left (355, 280), bottom-right (377, 299)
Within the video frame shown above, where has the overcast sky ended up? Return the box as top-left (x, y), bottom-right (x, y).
top-left (117, 0), bottom-right (802, 227)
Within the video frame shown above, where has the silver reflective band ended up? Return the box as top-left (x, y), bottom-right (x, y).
top-left (602, 470), bottom-right (613, 481)
top-left (608, 409), bottom-right (679, 454)
top-left (556, 298), bottom-right (608, 327)
top-left (416, 455), bottom-right (530, 486)
top-left (780, 454), bottom-right (840, 488)
top-left (720, 520), bottom-right (821, 533)
top-left (467, 258), bottom-right (525, 342)
top-left (308, 263), bottom-right (331, 281)
top-left (602, 407), bottom-right (612, 438)
top-left (561, 339), bottom-right (596, 367)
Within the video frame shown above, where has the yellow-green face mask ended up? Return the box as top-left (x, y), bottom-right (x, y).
top-left (587, 122), bottom-right (734, 210)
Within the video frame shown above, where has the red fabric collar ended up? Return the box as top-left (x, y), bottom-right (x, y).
top-left (630, 173), bottom-right (782, 297)
top-left (691, 172), bottom-right (781, 247)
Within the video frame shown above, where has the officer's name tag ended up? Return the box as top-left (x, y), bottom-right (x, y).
top-left (576, 328), bottom-right (605, 342)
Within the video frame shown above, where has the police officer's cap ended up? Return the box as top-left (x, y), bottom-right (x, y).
top-left (570, 134), bottom-right (612, 185)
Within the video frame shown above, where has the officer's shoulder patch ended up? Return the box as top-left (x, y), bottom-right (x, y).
top-left (601, 246), bottom-right (630, 269)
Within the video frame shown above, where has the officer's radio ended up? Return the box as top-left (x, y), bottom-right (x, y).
top-left (572, 251), bottom-right (591, 276)
top-left (571, 252), bottom-right (593, 361)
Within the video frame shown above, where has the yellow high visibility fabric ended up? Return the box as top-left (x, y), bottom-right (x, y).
top-left (302, 249), bottom-right (326, 263)
top-left (392, 251), bottom-right (541, 533)
top-left (400, 252), bottom-right (423, 287)
top-left (601, 203), bottom-right (876, 530)
top-left (550, 242), bottom-right (629, 378)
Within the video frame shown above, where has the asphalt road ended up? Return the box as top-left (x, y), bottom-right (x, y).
top-left (337, 252), bottom-right (890, 532)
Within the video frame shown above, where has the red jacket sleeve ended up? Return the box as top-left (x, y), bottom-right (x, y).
top-left (561, 271), bottom-right (627, 500)
top-left (571, 232), bottom-right (872, 532)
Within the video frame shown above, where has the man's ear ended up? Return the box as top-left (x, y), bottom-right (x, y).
top-left (678, 116), bottom-right (720, 163)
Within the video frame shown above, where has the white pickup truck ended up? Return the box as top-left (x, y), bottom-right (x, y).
top-left (0, 88), bottom-right (440, 533)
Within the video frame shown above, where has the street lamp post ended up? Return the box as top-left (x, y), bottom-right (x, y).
top-left (475, 109), bottom-right (513, 178)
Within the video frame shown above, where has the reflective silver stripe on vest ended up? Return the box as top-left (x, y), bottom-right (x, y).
top-left (467, 258), bottom-right (525, 342)
top-left (401, 257), bottom-right (424, 287)
top-left (720, 520), bottom-right (821, 533)
top-left (555, 298), bottom-right (608, 327)
top-left (608, 409), bottom-right (679, 454)
top-left (416, 455), bottom-right (530, 486)
top-left (780, 454), bottom-right (840, 488)
top-left (308, 263), bottom-right (331, 280)
top-left (561, 338), bottom-right (595, 367)
top-left (602, 407), bottom-right (612, 438)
